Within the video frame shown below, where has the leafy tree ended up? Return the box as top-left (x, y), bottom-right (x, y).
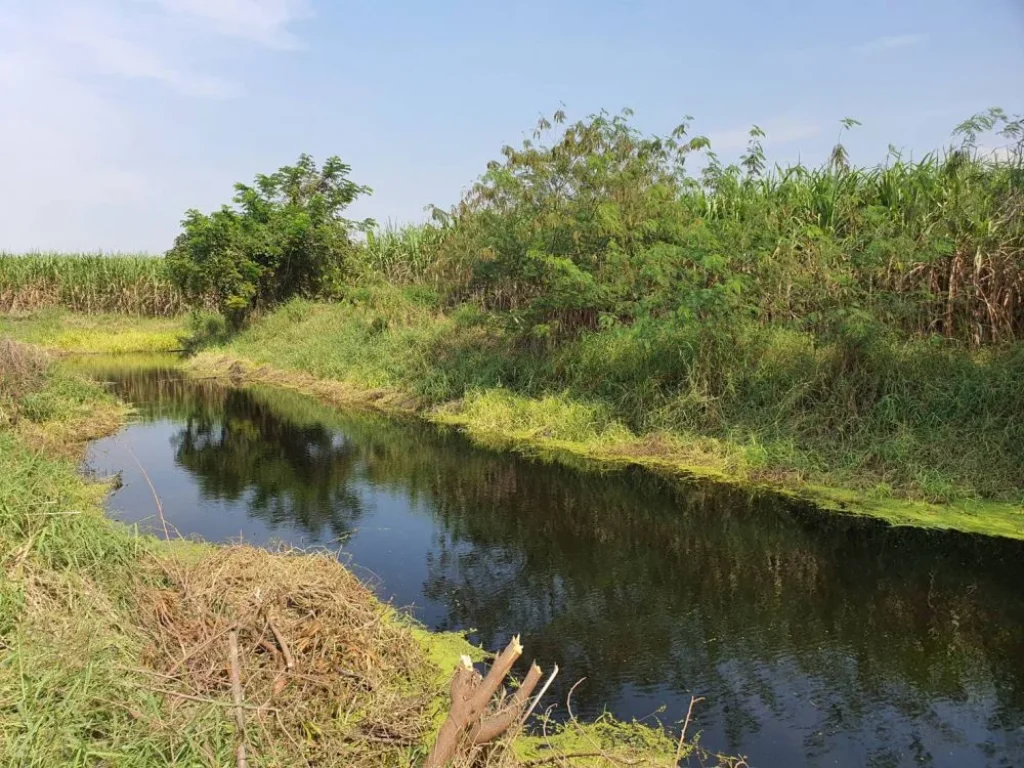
top-left (167, 154), bottom-right (373, 326)
top-left (433, 109), bottom-right (719, 338)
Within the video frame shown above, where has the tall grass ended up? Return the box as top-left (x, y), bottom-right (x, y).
top-left (0, 253), bottom-right (187, 316)
top-left (420, 108), bottom-right (1024, 347)
top-left (685, 144), bottom-right (1024, 346)
top-left (355, 224), bottom-right (446, 285)
top-left (213, 289), bottom-right (1024, 508)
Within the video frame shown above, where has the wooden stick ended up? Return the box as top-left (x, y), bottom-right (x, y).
top-left (424, 637), bottom-right (526, 768)
top-left (521, 664), bottom-right (559, 725)
top-left (267, 616), bottom-right (296, 671)
top-left (470, 662), bottom-right (544, 745)
top-left (229, 630), bottom-right (248, 768)
top-left (673, 695), bottom-right (705, 765)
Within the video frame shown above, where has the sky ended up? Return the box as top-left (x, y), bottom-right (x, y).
top-left (0, 0), bottom-right (1022, 252)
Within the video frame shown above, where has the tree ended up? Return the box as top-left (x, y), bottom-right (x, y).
top-left (167, 154), bottom-right (373, 326)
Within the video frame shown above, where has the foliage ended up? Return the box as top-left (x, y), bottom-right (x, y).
top-left (6, 106), bottom-right (1024, 510)
top-left (430, 108), bottom-right (720, 336)
top-left (432, 107), bottom-right (1024, 345)
top-left (208, 290), bottom-right (1024, 512)
top-left (166, 154), bottom-right (373, 326)
top-left (355, 222), bottom-right (447, 285)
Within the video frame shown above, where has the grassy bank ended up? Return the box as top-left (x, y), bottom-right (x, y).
top-left (2, 340), bottom-right (715, 767)
top-left (188, 294), bottom-right (1024, 539)
top-left (148, 108), bottom-right (1021, 539)
top-left (0, 310), bottom-right (187, 353)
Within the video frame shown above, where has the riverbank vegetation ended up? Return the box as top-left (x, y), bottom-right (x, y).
top-left (2, 107), bottom-right (1023, 531)
top-left (172, 108), bottom-right (1024, 523)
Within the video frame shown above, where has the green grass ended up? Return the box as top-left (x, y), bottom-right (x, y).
top-left (0, 309), bottom-right (188, 353)
top-left (0, 347), bottom-right (168, 765)
top-left (0, 253), bottom-right (185, 316)
top-left (0, 348), bottom-right (438, 766)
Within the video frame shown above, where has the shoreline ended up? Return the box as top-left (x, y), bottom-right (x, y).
top-left (1, 337), bottom-right (702, 767)
top-left (186, 350), bottom-right (1024, 542)
top-left (5, 309), bottom-right (1022, 540)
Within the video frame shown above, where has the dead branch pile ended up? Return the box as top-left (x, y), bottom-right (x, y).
top-left (136, 545), bottom-right (437, 765)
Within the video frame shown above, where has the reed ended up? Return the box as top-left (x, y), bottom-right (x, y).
top-left (0, 253), bottom-right (187, 316)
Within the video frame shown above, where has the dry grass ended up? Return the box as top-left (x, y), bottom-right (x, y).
top-left (0, 339), bottom-right (51, 427)
top-left (135, 545), bottom-right (441, 766)
top-left (0, 339), bottom-right (50, 398)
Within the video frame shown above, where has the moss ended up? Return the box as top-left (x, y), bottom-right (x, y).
top-left (409, 626), bottom-right (488, 683)
top-left (513, 715), bottom-right (680, 766)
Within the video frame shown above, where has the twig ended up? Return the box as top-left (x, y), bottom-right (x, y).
top-left (674, 696), bottom-right (705, 766)
top-left (128, 446), bottom-right (171, 541)
top-left (521, 663), bottom-right (559, 724)
top-left (258, 639), bottom-right (282, 661)
top-left (166, 628), bottom-right (232, 675)
top-left (274, 709), bottom-right (314, 768)
top-left (346, 731), bottom-right (419, 746)
top-left (267, 616), bottom-right (296, 671)
top-left (229, 629), bottom-right (248, 768)
top-left (146, 687), bottom-right (272, 711)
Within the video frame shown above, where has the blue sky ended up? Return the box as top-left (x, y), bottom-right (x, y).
top-left (1, 0), bottom-right (1022, 252)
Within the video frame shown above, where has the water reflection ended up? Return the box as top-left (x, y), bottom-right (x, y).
top-left (172, 388), bottom-right (364, 538)
top-left (77, 357), bottom-right (1024, 767)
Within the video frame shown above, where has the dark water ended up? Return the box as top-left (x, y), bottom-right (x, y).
top-left (74, 356), bottom-right (1024, 767)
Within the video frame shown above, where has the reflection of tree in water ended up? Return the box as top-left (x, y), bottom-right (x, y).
top-left (170, 388), bottom-right (364, 541)
top-left (81, 361), bottom-right (1024, 764)
top-left (345, 422), bottom-right (1024, 763)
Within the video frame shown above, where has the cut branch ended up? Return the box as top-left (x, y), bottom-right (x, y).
top-left (228, 629), bottom-right (248, 768)
top-left (267, 616), bottom-right (296, 671)
top-left (425, 636), bottom-right (545, 768)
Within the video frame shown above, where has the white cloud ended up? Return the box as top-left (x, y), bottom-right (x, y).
top-left (158, 0), bottom-right (311, 48)
top-left (854, 34), bottom-right (927, 54)
top-left (709, 118), bottom-right (821, 153)
top-left (0, 0), bottom-right (308, 250)
top-left (49, 4), bottom-right (243, 98)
